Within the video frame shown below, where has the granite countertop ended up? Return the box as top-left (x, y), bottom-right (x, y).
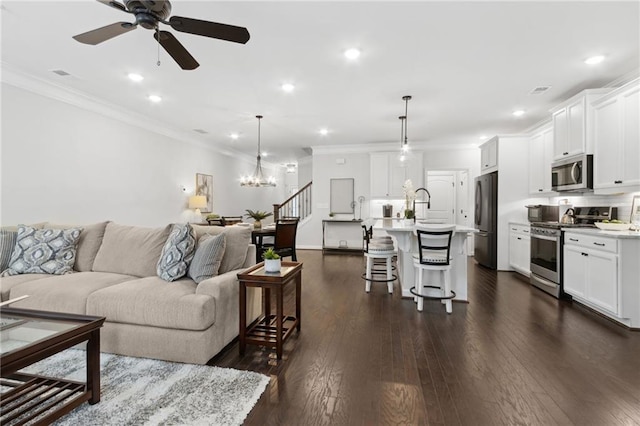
top-left (562, 227), bottom-right (640, 239)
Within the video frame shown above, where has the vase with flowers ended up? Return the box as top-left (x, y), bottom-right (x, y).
top-left (402, 179), bottom-right (416, 224)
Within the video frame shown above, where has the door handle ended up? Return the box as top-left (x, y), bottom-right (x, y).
top-left (581, 253), bottom-right (588, 256)
top-left (593, 242), bottom-right (605, 246)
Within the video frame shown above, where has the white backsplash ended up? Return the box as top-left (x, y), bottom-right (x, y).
top-left (550, 191), bottom-right (639, 222)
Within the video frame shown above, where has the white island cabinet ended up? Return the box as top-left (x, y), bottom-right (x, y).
top-left (374, 219), bottom-right (477, 301)
top-left (563, 229), bottom-right (640, 328)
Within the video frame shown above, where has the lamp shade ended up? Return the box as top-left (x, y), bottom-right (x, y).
top-left (189, 196), bottom-right (207, 209)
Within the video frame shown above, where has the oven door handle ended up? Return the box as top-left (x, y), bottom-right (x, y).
top-left (531, 234), bottom-right (558, 242)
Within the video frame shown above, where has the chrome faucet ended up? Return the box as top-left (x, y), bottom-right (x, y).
top-left (413, 187), bottom-right (431, 221)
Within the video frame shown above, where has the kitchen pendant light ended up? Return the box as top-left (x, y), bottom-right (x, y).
top-left (398, 115), bottom-right (407, 162)
top-left (402, 95), bottom-right (411, 153)
top-left (240, 115), bottom-right (276, 187)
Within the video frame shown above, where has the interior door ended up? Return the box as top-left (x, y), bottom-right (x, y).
top-left (421, 171), bottom-right (455, 223)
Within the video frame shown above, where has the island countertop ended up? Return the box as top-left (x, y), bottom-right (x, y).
top-left (373, 219), bottom-right (478, 233)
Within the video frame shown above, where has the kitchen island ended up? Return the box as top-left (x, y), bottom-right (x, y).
top-left (373, 219), bottom-right (477, 301)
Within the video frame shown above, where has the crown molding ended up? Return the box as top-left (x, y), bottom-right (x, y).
top-left (0, 63), bottom-right (259, 164)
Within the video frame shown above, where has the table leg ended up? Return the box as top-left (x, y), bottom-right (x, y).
top-left (296, 272), bottom-right (301, 332)
top-left (276, 285), bottom-right (283, 359)
top-left (87, 329), bottom-right (101, 404)
top-left (264, 287), bottom-right (271, 323)
top-left (239, 282), bottom-right (247, 356)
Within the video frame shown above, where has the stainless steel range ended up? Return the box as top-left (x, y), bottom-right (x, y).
top-left (529, 206), bottom-right (617, 298)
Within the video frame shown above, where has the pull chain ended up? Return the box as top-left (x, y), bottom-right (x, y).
top-left (156, 27), bottom-right (161, 67)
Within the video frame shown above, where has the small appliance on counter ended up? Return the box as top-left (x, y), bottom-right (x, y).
top-left (382, 204), bottom-right (393, 218)
top-left (529, 205), bottom-right (617, 298)
top-left (526, 205), bottom-right (559, 223)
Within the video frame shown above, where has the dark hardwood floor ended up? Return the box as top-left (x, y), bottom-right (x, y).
top-left (211, 250), bottom-right (640, 425)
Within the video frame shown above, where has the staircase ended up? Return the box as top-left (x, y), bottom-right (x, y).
top-left (273, 181), bottom-right (312, 221)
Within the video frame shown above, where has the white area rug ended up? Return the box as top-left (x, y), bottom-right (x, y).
top-left (21, 350), bottom-right (269, 426)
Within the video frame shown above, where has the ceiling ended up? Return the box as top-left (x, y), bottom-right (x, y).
top-left (1, 1), bottom-right (639, 166)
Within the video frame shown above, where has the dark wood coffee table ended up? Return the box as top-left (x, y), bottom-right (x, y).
top-left (0, 307), bottom-right (105, 426)
top-left (237, 261), bottom-right (302, 359)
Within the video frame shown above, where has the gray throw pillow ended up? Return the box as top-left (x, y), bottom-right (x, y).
top-left (188, 233), bottom-right (226, 284)
top-left (1, 225), bottom-right (83, 276)
top-left (157, 223), bottom-right (197, 282)
top-left (0, 230), bottom-right (18, 272)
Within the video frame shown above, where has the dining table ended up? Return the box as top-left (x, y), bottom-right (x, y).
top-left (373, 219), bottom-right (477, 301)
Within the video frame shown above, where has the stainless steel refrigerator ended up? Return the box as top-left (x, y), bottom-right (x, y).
top-left (474, 171), bottom-right (497, 269)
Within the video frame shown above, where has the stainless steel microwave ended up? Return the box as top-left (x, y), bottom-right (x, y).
top-left (551, 154), bottom-right (593, 192)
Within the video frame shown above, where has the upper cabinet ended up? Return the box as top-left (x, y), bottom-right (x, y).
top-left (480, 137), bottom-right (498, 174)
top-left (528, 124), bottom-right (555, 195)
top-left (550, 89), bottom-right (611, 161)
top-left (593, 79), bottom-right (640, 194)
top-left (370, 152), bottom-right (423, 198)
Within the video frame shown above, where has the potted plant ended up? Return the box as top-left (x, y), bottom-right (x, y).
top-left (262, 247), bottom-right (281, 272)
top-left (244, 209), bottom-right (273, 229)
top-left (205, 213), bottom-right (220, 225)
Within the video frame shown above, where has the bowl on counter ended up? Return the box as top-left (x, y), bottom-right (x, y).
top-left (595, 222), bottom-right (631, 231)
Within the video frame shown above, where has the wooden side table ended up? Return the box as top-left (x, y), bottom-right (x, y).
top-left (237, 261), bottom-right (302, 359)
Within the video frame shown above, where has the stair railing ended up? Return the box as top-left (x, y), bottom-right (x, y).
top-left (273, 181), bottom-right (312, 221)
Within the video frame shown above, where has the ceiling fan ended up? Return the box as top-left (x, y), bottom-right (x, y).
top-left (72, 0), bottom-right (250, 70)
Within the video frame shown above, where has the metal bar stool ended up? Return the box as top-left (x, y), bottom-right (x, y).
top-left (411, 224), bottom-right (456, 313)
top-left (361, 225), bottom-right (397, 293)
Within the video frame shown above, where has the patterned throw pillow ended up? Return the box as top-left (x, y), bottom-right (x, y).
top-left (188, 233), bottom-right (226, 284)
top-left (1, 225), bottom-right (83, 276)
top-left (0, 230), bottom-right (18, 272)
top-left (157, 223), bottom-right (197, 282)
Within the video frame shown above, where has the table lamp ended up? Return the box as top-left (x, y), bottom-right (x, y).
top-left (188, 195), bottom-right (207, 218)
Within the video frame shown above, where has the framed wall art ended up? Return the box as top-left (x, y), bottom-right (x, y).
top-left (195, 173), bottom-right (213, 213)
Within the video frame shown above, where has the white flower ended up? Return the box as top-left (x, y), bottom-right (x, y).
top-left (402, 179), bottom-right (416, 201)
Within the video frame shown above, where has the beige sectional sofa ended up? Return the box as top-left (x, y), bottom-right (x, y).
top-left (0, 222), bottom-right (261, 364)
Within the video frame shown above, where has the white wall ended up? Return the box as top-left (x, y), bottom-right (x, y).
top-left (0, 83), bottom-right (285, 227)
top-left (297, 152), bottom-right (370, 248)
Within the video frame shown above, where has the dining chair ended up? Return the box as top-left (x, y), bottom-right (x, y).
top-left (411, 224), bottom-right (456, 313)
top-left (262, 218), bottom-right (299, 261)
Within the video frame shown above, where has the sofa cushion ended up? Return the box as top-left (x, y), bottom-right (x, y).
top-left (191, 225), bottom-right (250, 273)
top-left (86, 276), bottom-right (216, 331)
top-left (8, 272), bottom-right (136, 315)
top-left (0, 273), bottom-right (54, 301)
top-left (157, 223), bottom-right (196, 282)
top-left (2, 226), bottom-right (83, 276)
top-left (92, 223), bottom-right (171, 277)
top-left (188, 233), bottom-right (226, 284)
top-left (46, 222), bottom-right (109, 272)
top-left (0, 230), bottom-right (18, 272)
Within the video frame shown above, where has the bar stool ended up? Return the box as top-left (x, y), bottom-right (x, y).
top-left (361, 225), bottom-right (396, 294)
top-left (411, 224), bottom-right (456, 313)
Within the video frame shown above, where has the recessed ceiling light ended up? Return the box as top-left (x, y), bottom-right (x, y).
top-left (230, 133), bottom-right (239, 140)
top-left (281, 83), bottom-right (295, 93)
top-left (344, 48), bottom-right (361, 60)
top-left (128, 73), bottom-right (144, 82)
top-left (512, 110), bottom-right (525, 117)
top-left (148, 95), bottom-right (162, 103)
top-left (584, 55), bottom-right (605, 65)
top-left (479, 135), bottom-right (488, 140)
top-left (261, 151), bottom-right (268, 157)
top-left (319, 128), bottom-right (329, 136)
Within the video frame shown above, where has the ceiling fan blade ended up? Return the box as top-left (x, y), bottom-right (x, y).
top-left (154, 30), bottom-right (199, 70)
top-left (97, 0), bottom-right (128, 13)
top-left (168, 16), bottom-right (250, 44)
top-left (73, 22), bottom-right (136, 45)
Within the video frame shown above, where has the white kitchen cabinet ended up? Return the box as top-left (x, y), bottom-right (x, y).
top-left (563, 232), bottom-right (619, 317)
top-left (370, 152), bottom-right (423, 198)
top-left (509, 223), bottom-right (530, 276)
top-left (551, 89), bottom-right (611, 160)
top-left (593, 79), bottom-right (640, 194)
top-left (528, 124), bottom-right (555, 194)
top-left (480, 137), bottom-right (498, 174)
